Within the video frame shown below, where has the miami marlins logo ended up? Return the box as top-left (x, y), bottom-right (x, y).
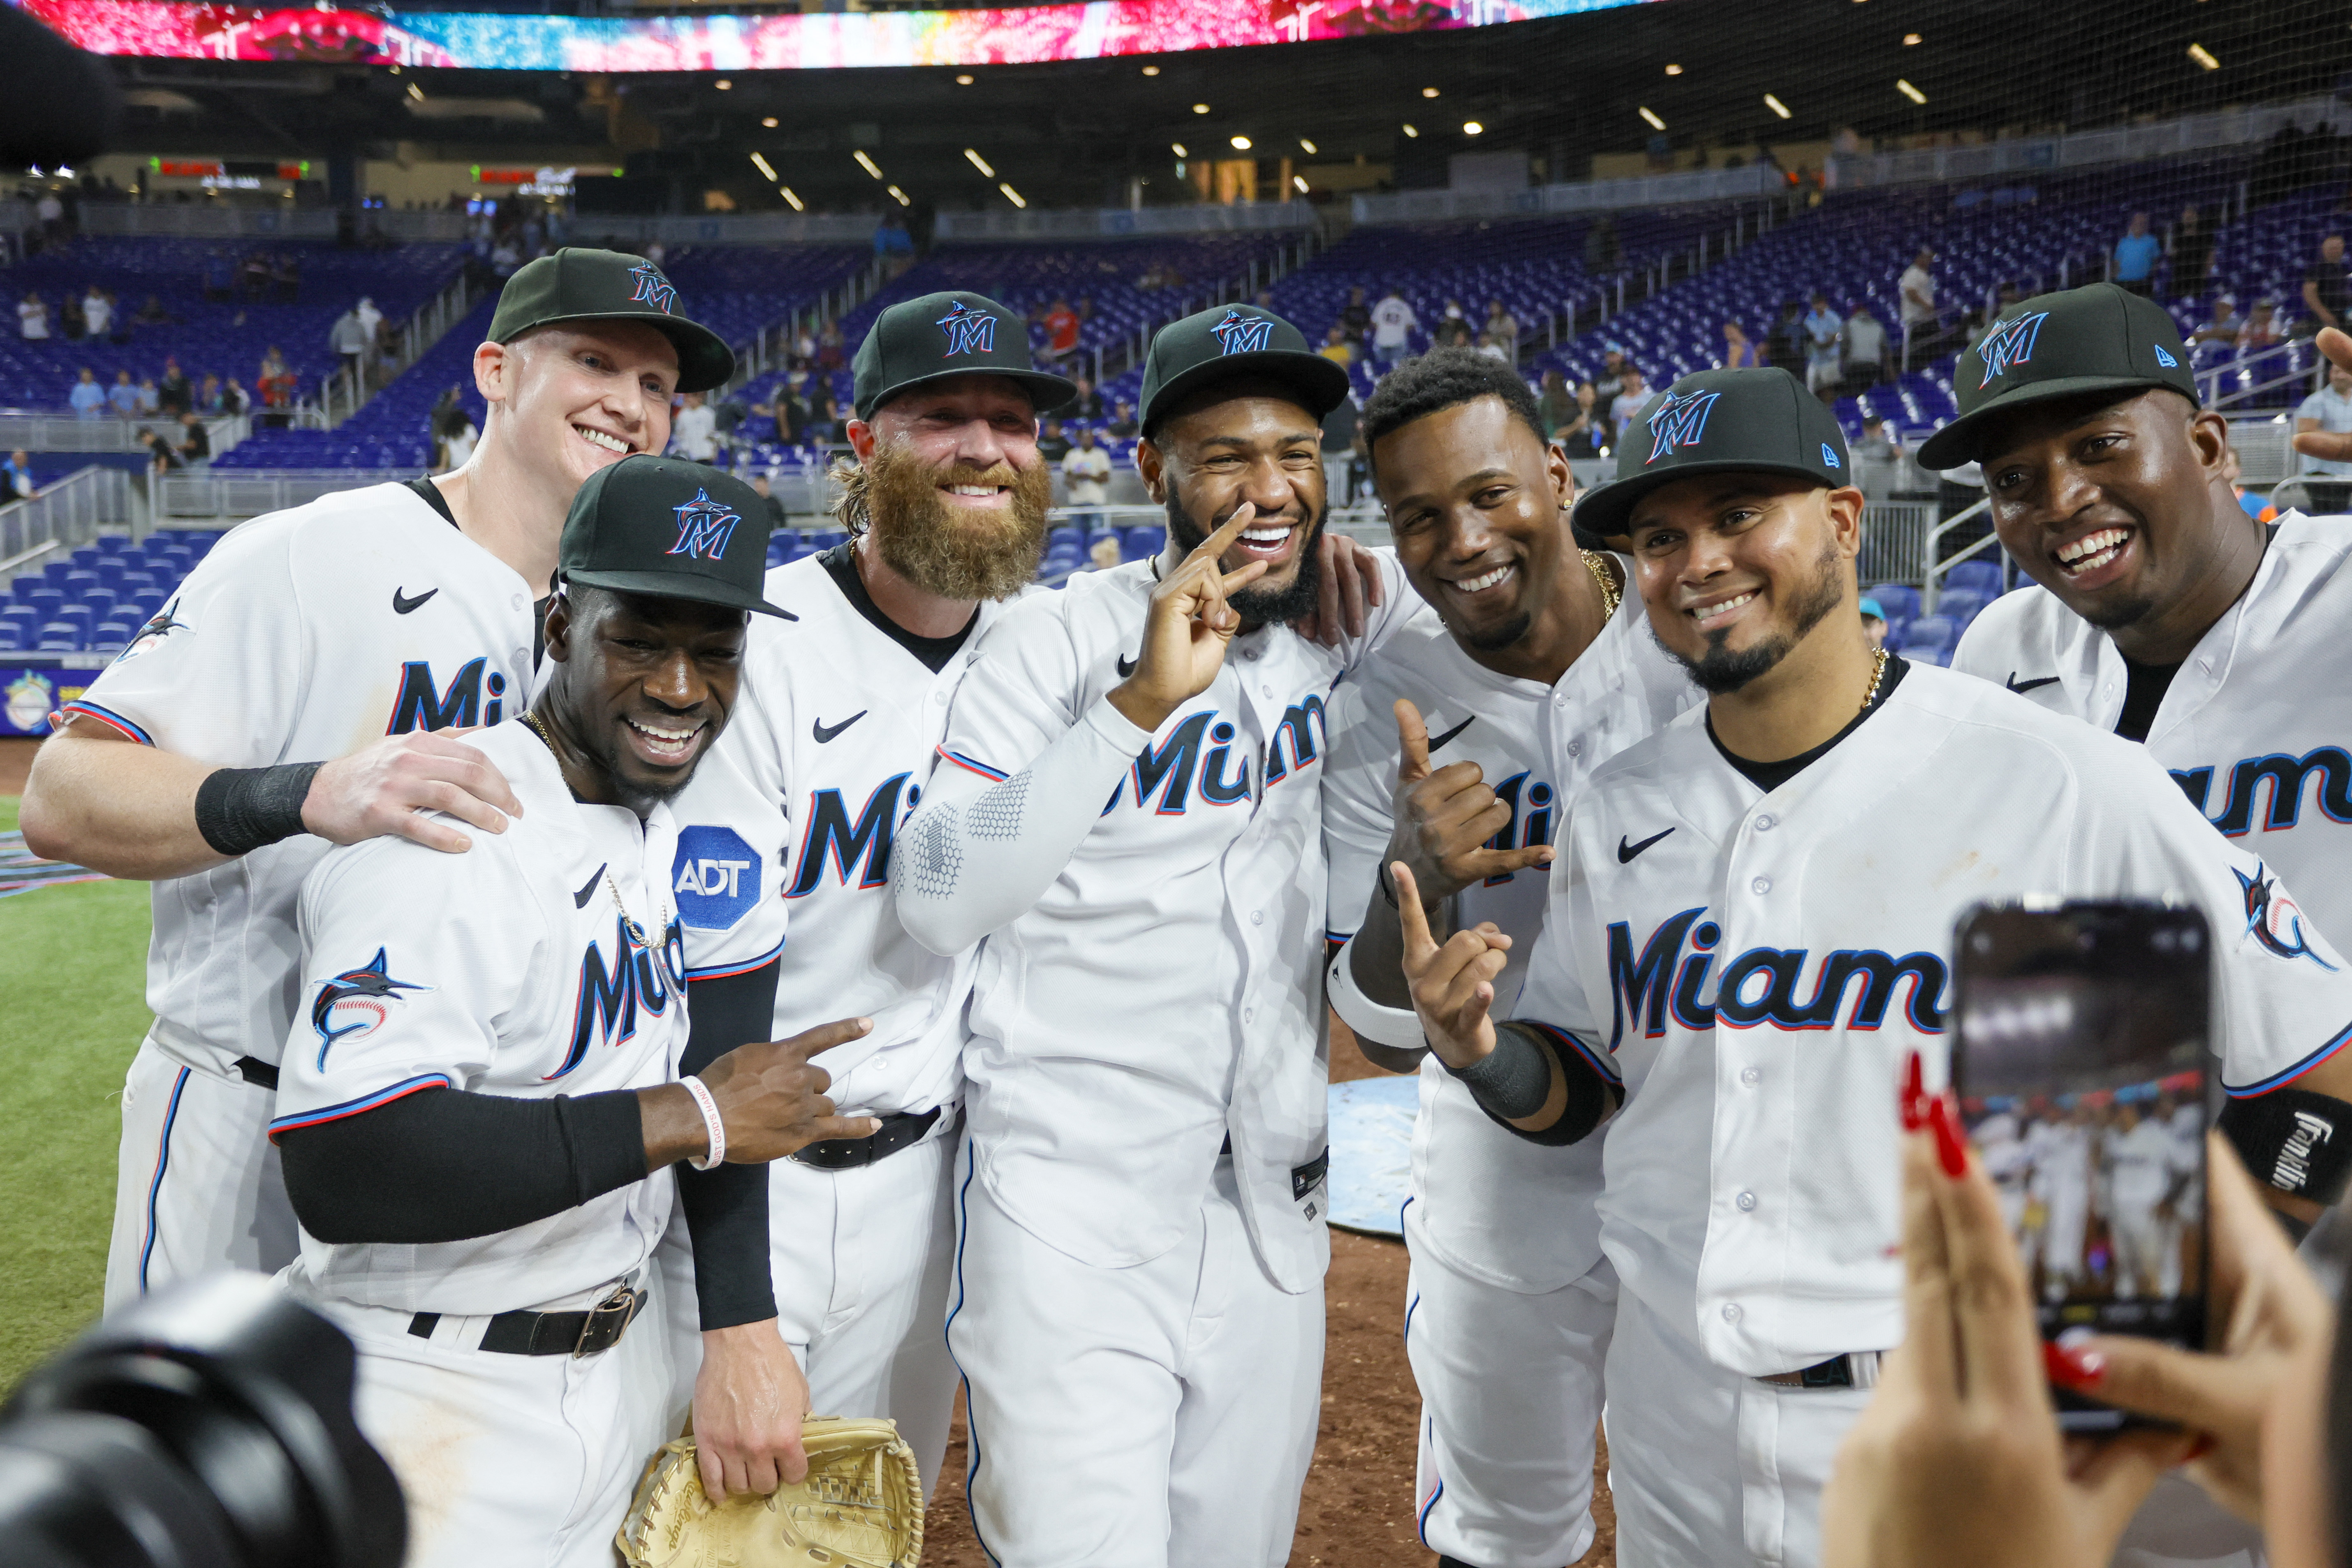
top-left (310, 947), bottom-right (431, 1068)
top-left (937, 300), bottom-right (998, 357)
top-left (1210, 307), bottom-right (1274, 357)
top-left (2234, 863), bottom-right (2337, 969)
top-left (1974, 310), bottom-right (2049, 389)
top-left (627, 262), bottom-right (677, 316)
top-left (116, 599), bottom-right (188, 663)
top-left (1646, 391), bottom-right (1720, 464)
top-left (667, 489), bottom-right (740, 561)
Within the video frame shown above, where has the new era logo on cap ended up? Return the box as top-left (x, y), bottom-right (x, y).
top-left (1822, 443), bottom-right (1842, 468)
top-left (937, 299), bottom-right (999, 357)
top-left (2154, 343), bottom-right (2179, 368)
top-left (1646, 390), bottom-right (1720, 463)
top-left (1974, 310), bottom-right (2049, 388)
top-left (1211, 307), bottom-right (1276, 356)
top-left (628, 262), bottom-right (678, 316)
top-left (667, 489), bottom-right (741, 561)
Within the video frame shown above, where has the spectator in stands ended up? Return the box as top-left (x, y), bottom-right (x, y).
top-left (816, 321), bottom-right (846, 372)
top-left (133, 294), bottom-right (171, 329)
top-left (1320, 324), bottom-right (1357, 366)
top-left (1608, 365), bottom-right (1649, 433)
top-left (196, 374), bottom-right (222, 414)
top-left (1852, 415), bottom-right (1905, 503)
top-left (1474, 329), bottom-right (1509, 364)
top-left (68, 368), bottom-right (105, 419)
top-left (1433, 301), bottom-right (1474, 350)
top-left (669, 389), bottom-right (719, 462)
top-left (2301, 233), bottom-right (2347, 335)
top-left (1042, 297), bottom-right (1081, 364)
top-left (437, 410), bottom-right (478, 474)
top-left (35, 188), bottom-right (64, 246)
top-left (81, 285), bottom-right (112, 342)
top-left (2, 452), bottom-right (34, 502)
top-left (1066, 374), bottom-right (1104, 422)
top-left (2295, 357), bottom-right (2352, 479)
top-left (271, 252), bottom-right (301, 302)
top-left (2111, 211), bottom-right (2160, 296)
top-left (1106, 398), bottom-right (1138, 438)
top-left (748, 473), bottom-right (789, 533)
top-left (220, 377), bottom-right (252, 418)
top-left (1594, 343), bottom-right (1632, 405)
top-left (758, 376), bottom-right (811, 447)
top-left (256, 351), bottom-right (297, 426)
top-left (1900, 247), bottom-right (1941, 358)
top-left (1036, 416), bottom-right (1072, 463)
top-left (1063, 426), bottom-right (1111, 529)
top-left (156, 358), bottom-right (190, 416)
top-left (355, 295), bottom-right (384, 354)
top-left (2191, 294), bottom-right (2242, 347)
top-left (138, 427), bottom-right (184, 476)
top-left (1535, 369), bottom-right (1576, 437)
top-left (1722, 320), bottom-right (1762, 369)
top-left (240, 251), bottom-right (270, 301)
top-left (2223, 447), bottom-right (2278, 524)
top-left (174, 411), bottom-right (211, 467)
top-left (136, 377), bottom-right (160, 417)
top-left (1339, 286), bottom-right (1371, 340)
top-left (811, 390), bottom-right (845, 445)
top-left (1319, 392), bottom-right (1361, 506)
top-left (1484, 299), bottom-right (1517, 359)
top-left (1087, 534), bottom-right (1122, 571)
top-left (2239, 298), bottom-right (2284, 357)
top-left (58, 292), bottom-right (84, 342)
top-left (1557, 380), bottom-right (1606, 459)
top-left (17, 291), bottom-right (46, 340)
top-left (1842, 300), bottom-right (1887, 390)
top-left (1773, 299), bottom-right (1808, 368)
top-left (328, 302), bottom-right (370, 387)
top-left (106, 370), bottom-right (140, 419)
top-left (202, 250), bottom-right (234, 302)
top-left (1803, 291), bottom-right (1844, 398)
top-left (1370, 287), bottom-right (1418, 365)
top-left (1858, 596), bottom-right (1887, 651)
top-left (2171, 204), bottom-right (2213, 299)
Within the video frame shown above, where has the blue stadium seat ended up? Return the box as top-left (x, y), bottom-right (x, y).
top-left (1870, 584), bottom-right (1921, 623)
top-left (88, 621), bottom-right (135, 652)
top-left (1945, 560), bottom-right (2003, 597)
top-left (35, 622), bottom-right (81, 650)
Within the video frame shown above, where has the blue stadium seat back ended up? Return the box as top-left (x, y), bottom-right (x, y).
top-left (0, 625), bottom-right (22, 652)
top-left (36, 623), bottom-right (81, 650)
top-left (1047, 526), bottom-right (1082, 550)
top-left (1870, 584), bottom-right (1921, 622)
top-left (89, 622), bottom-right (135, 651)
top-left (1904, 614), bottom-right (1957, 651)
top-left (1934, 590), bottom-right (1985, 626)
top-left (1908, 644), bottom-right (1952, 667)
top-left (1945, 560), bottom-right (2002, 596)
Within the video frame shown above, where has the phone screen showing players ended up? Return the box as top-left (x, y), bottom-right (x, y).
top-left (1953, 901), bottom-right (2210, 1432)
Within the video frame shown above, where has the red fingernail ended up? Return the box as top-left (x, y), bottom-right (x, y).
top-left (2043, 1340), bottom-right (2107, 1389)
top-left (1928, 1094), bottom-right (1968, 1178)
top-left (1900, 1050), bottom-right (1926, 1131)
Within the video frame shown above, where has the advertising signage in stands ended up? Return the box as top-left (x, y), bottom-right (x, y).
top-left (14, 0), bottom-right (1654, 71)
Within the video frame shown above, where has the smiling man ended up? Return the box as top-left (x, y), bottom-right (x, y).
top-left (1394, 366), bottom-right (2352, 1568)
top-left (895, 302), bottom-right (1410, 1567)
top-left (21, 247), bottom-right (730, 1316)
top-left (1320, 347), bottom-right (1696, 1568)
top-left (269, 456), bottom-right (874, 1567)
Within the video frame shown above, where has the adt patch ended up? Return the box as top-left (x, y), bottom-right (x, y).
top-left (672, 825), bottom-right (761, 930)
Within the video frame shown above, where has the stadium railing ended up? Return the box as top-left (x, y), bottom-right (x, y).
top-left (299, 271), bottom-right (481, 429)
top-left (74, 206), bottom-right (342, 242)
top-left (0, 411), bottom-right (250, 458)
top-left (156, 468), bottom-right (397, 523)
top-left (1354, 166), bottom-right (1784, 226)
top-left (0, 466), bottom-right (146, 588)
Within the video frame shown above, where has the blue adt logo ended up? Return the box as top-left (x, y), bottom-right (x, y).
top-left (628, 262), bottom-right (677, 315)
top-left (673, 826), bottom-right (762, 930)
top-left (1211, 308), bottom-right (1274, 356)
top-left (1646, 391), bottom-right (1720, 464)
top-left (667, 489), bottom-right (741, 561)
top-left (937, 300), bottom-right (998, 357)
top-left (1974, 311), bottom-right (2049, 389)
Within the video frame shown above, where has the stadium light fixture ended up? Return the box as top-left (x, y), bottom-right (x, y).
top-left (1639, 106), bottom-right (1667, 130)
top-left (965, 148), bottom-right (996, 176)
top-left (1299, 137), bottom-right (1317, 154)
top-left (780, 186), bottom-right (804, 211)
top-left (407, 82), bottom-right (424, 102)
top-left (1293, 175), bottom-right (1308, 193)
top-left (852, 149), bottom-right (884, 179)
top-left (1664, 63), bottom-right (1682, 75)
top-left (1402, 123), bottom-right (1420, 137)
top-left (761, 116), bottom-right (778, 127)
top-left (1896, 78), bottom-right (1927, 104)
top-left (1764, 93), bottom-right (1792, 119)
top-left (1141, 65), bottom-right (1160, 76)
top-left (1422, 86), bottom-right (1440, 98)
top-left (2188, 42), bottom-right (2220, 69)
top-left (750, 151), bottom-right (777, 181)
top-left (956, 74), bottom-right (974, 85)
top-left (1231, 134), bottom-right (1252, 150)
top-left (715, 79), bottom-right (731, 90)
top-left (1171, 142), bottom-right (1188, 157)
top-left (1462, 121), bottom-right (1483, 136)
top-left (999, 181), bottom-right (1027, 208)
top-left (1193, 103), bottom-right (1211, 113)
top-left (1903, 32), bottom-right (1921, 44)
top-left (887, 184), bottom-right (910, 206)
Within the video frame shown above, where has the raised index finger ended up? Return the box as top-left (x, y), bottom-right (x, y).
top-left (778, 1017), bottom-right (872, 1059)
top-left (1190, 503), bottom-right (1256, 565)
top-left (1392, 862), bottom-right (1437, 962)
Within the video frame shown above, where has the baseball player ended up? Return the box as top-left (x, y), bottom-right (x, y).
top-left (2033, 1106), bottom-right (2095, 1302)
top-left (19, 248), bottom-right (730, 1312)
top-left (1318, 347), bottom-right (1696, 1568)
top-left (269, 459), bottom-right (873, 1568)
top-left (662, 291), bottom-right (1076, 1497)
top-left (1391, 366), bottom-right (2352, 1568)
top-left (895, 303), bottom-right (1410, 1567)
top-left (2103, 1101), bottom-right (2190, 1300)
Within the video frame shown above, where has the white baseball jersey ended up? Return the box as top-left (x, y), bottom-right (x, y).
top-left (668, 552), bottom-right (1015, 1118)
top-left (271, 721), bottom-right (685, 1314)
top-left (1321, 579), bottom-right (1697, 1292)
top-left (1515, 661), bottom-right (2352, 1376)
top-left (898, 549), bottom-right (1413, 1293)
top-left (1953, 511), bottom-right (2352, 951)
top-left (63, 482), bottom-right (541, 1075)
top-left (2106, 1115), bottom-right (2187, 1210)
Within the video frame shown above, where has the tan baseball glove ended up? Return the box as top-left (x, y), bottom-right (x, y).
top-left (616, 1416), bottom-right (924, 1568)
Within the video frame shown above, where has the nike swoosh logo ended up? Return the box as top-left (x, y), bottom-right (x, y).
top-left (2006, 673), bottom-right (2060, 694)
top-left (1116, 653), bottom-right (1139, 678)
top-left (1618, 828), bottom-right (1675, 863)
top-left (392, 586), bottom-right (438, 615)
top-left (813, 711), bottom-right (868, 743)
top-left (1428, 716), bottom-right (1475, 752)
top-left (573, 865), bottom-right (606, 909)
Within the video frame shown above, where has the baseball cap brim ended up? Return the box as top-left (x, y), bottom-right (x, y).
top-left (1143, 350), bottom-right (1350, 433)
top-left (1572, 455), bottom-right (1843, 540)
top-left (513, 311), bottom-right (736, 395)
top-left (564, 565), bottom-right (792, 619)
top-left (1916, 372), bottom-right (2188, 470)
top-left (861, 365), bottom-right (1079, 422)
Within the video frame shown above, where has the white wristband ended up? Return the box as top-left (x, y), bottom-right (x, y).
top-left (680, 1075), bottom-right (726, 1171)
top-left (1327, 933), bottom-right (1434, 1051)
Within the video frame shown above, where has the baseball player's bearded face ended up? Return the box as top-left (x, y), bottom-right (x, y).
top-left (1371, 394), bottom-right (1574, 653)
top-left (1628, 475), bottom-right (1857, 695)
top-left (854, 378), bottom-right (1054, 602)
top-left (1979, 388), bottom-right (2236, 636)
top-left (1147, 388), bottom-right (1328, 628)
top-left (482, 322), bottom-right (679, 502)
top-left (541, 586), bottom-right (744, 816)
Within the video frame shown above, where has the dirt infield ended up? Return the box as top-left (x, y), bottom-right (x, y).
top-left (917, 1027), bottom-right (1614, 1567)
top-left (0, 739), bottom-right (34, 798)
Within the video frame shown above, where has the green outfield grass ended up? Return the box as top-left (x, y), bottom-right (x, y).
top-left (0, 795), bottom-right (151, 1387)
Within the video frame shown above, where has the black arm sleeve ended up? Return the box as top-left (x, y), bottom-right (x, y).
top-left (276, 1088), bottom-right (646, 1244)
top-left (674, 960), bottom-right (783, 1331)
top-left (1448, 1021), bottom-right (1621, 1146)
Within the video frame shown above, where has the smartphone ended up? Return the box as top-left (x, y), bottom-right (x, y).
top-left (1952, 900), bottom-right (2210, 1433)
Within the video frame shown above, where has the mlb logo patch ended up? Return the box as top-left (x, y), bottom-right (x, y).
top-left (673, 826), bottom-right (762, 930)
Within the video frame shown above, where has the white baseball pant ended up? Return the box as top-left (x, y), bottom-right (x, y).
top-left (284, 1272), bottom-right (674, 1568)
top-left (654, 1114), bottom-right (963, 1497)
top-left (1405, 1253), bottom-right (1614, 1568)
top-left (947, 1143), bottom-right (1324, 1568)
top-left (2108, 1210), bottom-right (2168, 1300)
top-left (106, 1036), bottom-right (297, 1310)
top-left (2042, 1190), bottom-right (2091, 1292)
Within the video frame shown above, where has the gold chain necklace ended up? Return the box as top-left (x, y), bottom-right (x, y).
top-left (520, 709), bottom-right (657, 950)
top-left (1860, 647), bottom-right (1890, 717)
top-left (1580, 549), bottom-right (1621, 621)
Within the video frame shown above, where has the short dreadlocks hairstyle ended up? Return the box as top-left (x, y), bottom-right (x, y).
top-left (1359, 347), bottom-right (1549, 481)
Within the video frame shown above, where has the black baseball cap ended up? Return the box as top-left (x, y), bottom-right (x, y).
top-left (1916, 281), bottom-right (2199, 469)
top-left (1572, 367), bottom-right (1854, 538)
top-left (1137, 303), bottom-right (1351, 435)
top-left (851, 291), bottom-right (1076, 420)
top-left (488, 248), bottom-right (734, 394)
top-left (560, 456), bottom-right (790, 618)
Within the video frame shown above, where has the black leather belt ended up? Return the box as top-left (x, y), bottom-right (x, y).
top-left (1758, 1351), bottom-right (1882, 1390)
top-left (792, 1106), bottom-right (942, 1170)
top-left (407, 1282), bottom-right (646, 1359)
top-left (235, 1056), bottom-right (279, 1090)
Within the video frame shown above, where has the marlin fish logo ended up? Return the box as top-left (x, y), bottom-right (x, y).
top-left (1646, 391), bottom-right (1720, 463)
top-left (1974, 310), bottom-right (2050, 389)
top-left (2235, 863), bottom-right (2337, 970)
top-left (116, 599), bottom-right (189, 663)
top-left (1210, 307), bottom-right (1275, 356)
top-left (937, 300), bottom-right (998, 357)
top-left (310, 947), bottom-right (431, 1068)
top-left (667, 489), bottom-right (741, 561)
top-left (627, 262), bottom-right (678, 315)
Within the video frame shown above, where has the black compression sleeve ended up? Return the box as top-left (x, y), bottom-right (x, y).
top-left (1449, 1021), bottom-right (1620, 1146)
top-left (276, 1087), bottom-right (646, 1244)
top-left (676, 960), bottom-right (782, 1330)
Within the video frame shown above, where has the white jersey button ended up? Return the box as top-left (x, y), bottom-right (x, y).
top-left (1721, 1302), bottom-right (1742, 1322)
top-left (1250, 910), bottom-right (1264, 925)
top-left (509, 593), bottom-right (524, 610)
top-left (935, 691), bottom-right (948, 704)
top-left (1243, 1008), bottom-right (1255, 1024)
top-left (1567, 739), bottom-right (1583, 757)
top-left (1262, 685), bottom-right (1274, 698)
top-left (1755, 814), bottom-right (1776, 831)
top-left (1736, 1190), bottom-right (1758, 1211)
top-left (1739, 1066), bottom-right (1761, 1085)
top-left (1751, 875), bottom-right (1772, 894)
